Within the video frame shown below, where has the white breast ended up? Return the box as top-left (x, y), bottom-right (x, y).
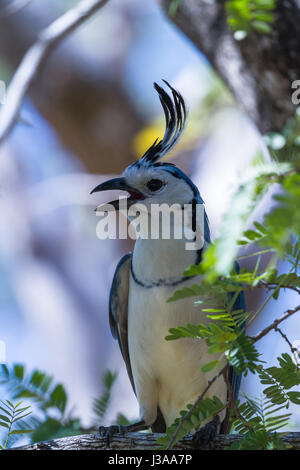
top-left (127, 273), bottom-right (227, 428)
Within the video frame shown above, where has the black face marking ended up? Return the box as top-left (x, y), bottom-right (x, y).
top-left (146, 179), bottom-right (164, 192)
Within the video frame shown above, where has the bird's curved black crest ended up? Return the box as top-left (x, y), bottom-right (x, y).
top-left (140, 80), bottom-right (186, 164)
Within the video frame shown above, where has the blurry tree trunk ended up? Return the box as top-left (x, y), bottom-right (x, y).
top-left (0, 4), bottom-right (142, 173)
top-left (161, 0), bottom-right (300, 134)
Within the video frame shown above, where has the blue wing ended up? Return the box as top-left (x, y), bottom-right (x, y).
top-left (109, 253), bottom-right (135, 392)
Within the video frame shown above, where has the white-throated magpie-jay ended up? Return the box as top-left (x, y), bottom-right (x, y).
top-left (91, 81), bottom-right (245, 445)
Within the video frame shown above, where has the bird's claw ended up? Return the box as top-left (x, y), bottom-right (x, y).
top-left (99, 424), bottom-right (125, 447)
top-left (192, 415), bottom-right (220, 449)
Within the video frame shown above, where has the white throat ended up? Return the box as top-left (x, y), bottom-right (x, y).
top-left (132, 237), bottom-right (200, 286)
top-left (130, 203), bottom-right (205, 286)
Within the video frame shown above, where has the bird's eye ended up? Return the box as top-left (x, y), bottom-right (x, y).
top-left (146, 179), bottom-right (164, 192)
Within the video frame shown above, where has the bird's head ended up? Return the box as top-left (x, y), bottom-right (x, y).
top-left (91, 80), bottom-right (203, 211)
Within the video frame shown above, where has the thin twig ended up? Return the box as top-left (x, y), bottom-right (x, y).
top-left (251, 305), bottom-right (300, 343)
top-left (166, 364), bottom-right (228, 449)
top-left (258, 282), bottom-right (300, 295)
top-left (274, 325), bottom-right (300, 367)
top-left (0, 0), bottom-right (109, 144)
top-left (237, 249), bottom-right (276, 260)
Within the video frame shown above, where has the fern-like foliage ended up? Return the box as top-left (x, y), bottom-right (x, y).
top-left (226, 0), bottom-right (276, 36)
top-left (238, 221), bottom-right (269, 245)
top-left (157, 396), bottom-right (225, 449)
top-left (92, 370), bottom-right (117, 424)
top-left (166, 288), bottom-right (260, 376)
top-left (168, 0), bottom-right (276, 35)
top-left (0, 364), bottom-right (130, 445)
top-left (226, 333), bottom-right (262, 375)
top-left (0, 364), bottom-right (76, 444)
top-left (229, 394), bottom-right (291, 449)
top-left (257, 354), bottom-right (300, 406)
top-left (0, 400), bottom-right (33, 449)
top-left (0, 364), bottom-right (67, 413)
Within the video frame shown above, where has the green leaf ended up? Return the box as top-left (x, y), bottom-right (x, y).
top-left (201, 360), bottom-right (219, 373)
top-left (0, 421), bottom-right (9, 429)
top-left (226, 0), bottom-right (276, 36)
top-left (168, 0), bottom-right (182, 16)
top-left (253, 221), bottom-right (268, 234)
top-left (14, 406), bottom-right (31, 415)
top-left (0, 406), bottom-right (12, 417)
top-left (13, 412), bottom-right (32, 423)
top-left (226, 334), bottom-right (261, 374)
top-left (31, 417), bottom-right (63, 443)
top-left (167, 284), bottom-right (203, 302)
top-left (287, 391), bottom-right (300, 404)
top-left (1, 364), bottom-right (9, 377)
top-left (49, 384), bottom-right (67, 413)
top-left (0, 414), bottom-right (10, 423)
top-left (9, 429), bottom-right (34, 435)
top-left (243, 229), bottom-right (261, 240)
top-left (13, 364), bottom-right (25, 381)
top-left (252, 20), bottom-right (272, 33)
top-left (93, 370), bottom-right (118, 423)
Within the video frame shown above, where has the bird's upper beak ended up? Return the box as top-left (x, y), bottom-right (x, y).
top-left (90, 177), bottom-right (144, 211)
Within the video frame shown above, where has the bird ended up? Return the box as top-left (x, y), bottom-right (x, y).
top-left (91, 80), bottom-right (245, 446)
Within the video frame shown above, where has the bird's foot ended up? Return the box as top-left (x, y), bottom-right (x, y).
top-left (99, 424), bottom-right (125, 447)
top-left (99, 420), bottom-right (148, 447)
top-left (192, 415), bottom-right (220, 449)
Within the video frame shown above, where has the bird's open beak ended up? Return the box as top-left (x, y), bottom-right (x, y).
top-left (90, 177), bottom-right (144, 211)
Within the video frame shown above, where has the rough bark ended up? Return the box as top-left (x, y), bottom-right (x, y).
top-left (161, 0), bottom-right (300, 134)
top-left (13, 431), bottom-right (300, 450)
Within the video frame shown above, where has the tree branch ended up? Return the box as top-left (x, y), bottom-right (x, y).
top-left (257, 282), bottom-right (300, 295)
top-left (161, 0), bottom-right (300, 133)
top-left (0, 0), bottom-right (109, 144)
top-left (274, 326), bottom-right (300, 366)
top-left (13, 431), bottom-right (300, 450)
top-left (251, 305), bottom-right (300, 343)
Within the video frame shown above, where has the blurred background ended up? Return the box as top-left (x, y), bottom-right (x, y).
top-left (0, 0), bottom-right (299, 439)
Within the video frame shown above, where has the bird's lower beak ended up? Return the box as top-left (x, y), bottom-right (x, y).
top-left (90, 177), bottom-right (144, 211)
